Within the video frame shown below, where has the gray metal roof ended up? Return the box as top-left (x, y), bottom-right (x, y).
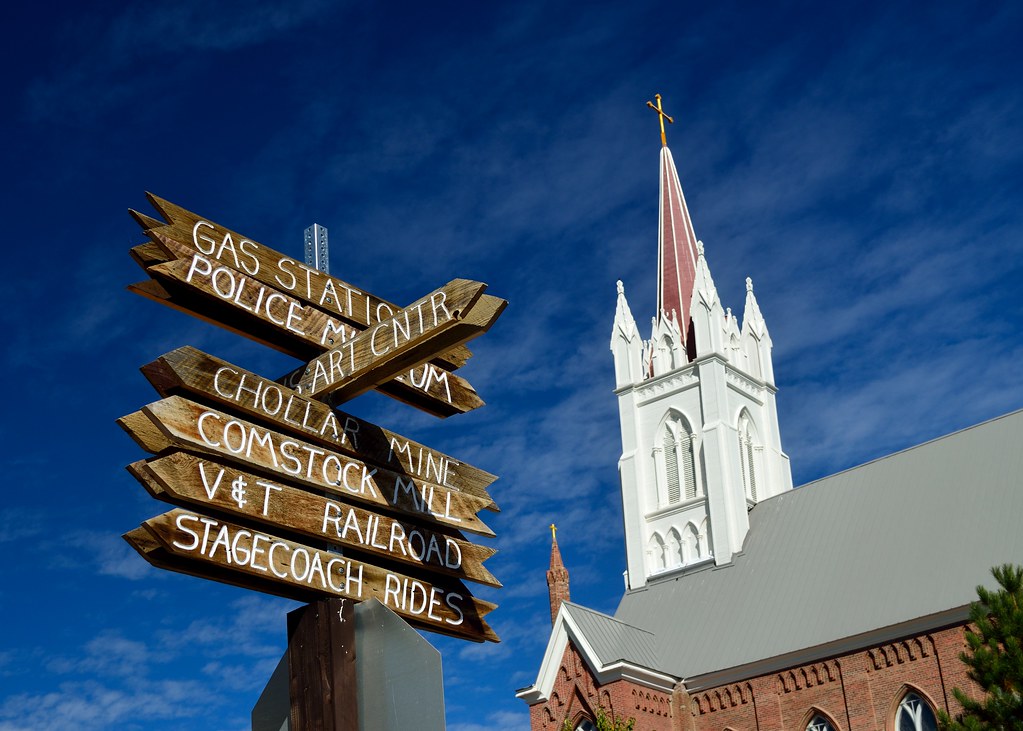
top-left (613, 409), bottom-right (1023, 680)
top-left (563, 602), bottom-right (663, 670)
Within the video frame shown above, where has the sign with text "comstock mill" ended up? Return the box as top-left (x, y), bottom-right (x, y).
top-left (120, 194), bottom-right (505, 648)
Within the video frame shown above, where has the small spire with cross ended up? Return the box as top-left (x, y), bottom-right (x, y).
top-left (547, 522), bottom-right (569, 625)
top-left (646, 93), bottom-right (674, 147)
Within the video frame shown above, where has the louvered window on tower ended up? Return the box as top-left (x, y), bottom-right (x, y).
top-left (664, 427), bottom-right (681, 503)
top-left (660, 414), bottom-right (697, 506)
top-left (682, 430), bottom-right (696, 500)
top-left (746, 438), bottom-right (757, 500)
top-left (738, 412), bottom-right (759, 502)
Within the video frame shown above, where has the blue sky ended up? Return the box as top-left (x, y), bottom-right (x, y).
top-left (2, 1), bottom-right (1022, 729)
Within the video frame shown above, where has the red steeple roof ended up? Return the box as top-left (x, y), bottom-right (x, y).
top-left (657, 144), bottom-right (700, 343)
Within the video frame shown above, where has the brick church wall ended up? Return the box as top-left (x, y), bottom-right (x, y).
top-left (529, 642), bottom-right (675, 731)
top-left (532, 623), bottom-right (982, 731)
top-left (685, 624), bottom-right (979, 731)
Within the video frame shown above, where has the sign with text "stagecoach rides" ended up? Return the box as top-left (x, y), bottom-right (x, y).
top-left (121, 194), bottom-right (505, 643)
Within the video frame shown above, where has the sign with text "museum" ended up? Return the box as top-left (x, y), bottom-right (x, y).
top-left (121, 194), bottom-right (505, 644)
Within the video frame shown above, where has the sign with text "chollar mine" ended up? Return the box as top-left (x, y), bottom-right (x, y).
top-left (122, 194), bottom-right (505, 643)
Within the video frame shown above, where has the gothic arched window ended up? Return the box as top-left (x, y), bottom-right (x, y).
top-left (663, 426), bottom-right (681, 503)
top-left (660, 335), bottom-right (676, 371)
top-left (895, 693), bottom-right (937, 731)
top-left (647, 533), bottom-right (666, 572)
top-left (666, 528), bottom-right (683, 567)
top-left (807, 715), bottom-right (836, 731)
top-left (681, 522), bottom-right (700, 563)
top-left (737, 411), bottom-right (760, 502)
top-left (657, 412), bottom-right (697, 506)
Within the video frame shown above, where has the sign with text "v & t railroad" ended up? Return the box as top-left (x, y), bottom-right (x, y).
top-left (121, 194), bottom-right (505, 643)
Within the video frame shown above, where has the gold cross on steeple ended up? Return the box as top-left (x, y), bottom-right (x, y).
top-left (550, 523), bottom-right (557, 542)
top-left (646, 93), bottom-right (674, 147)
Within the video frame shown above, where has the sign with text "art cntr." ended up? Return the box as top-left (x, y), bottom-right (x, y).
top-left (128, 193), bottom-right (506, 418)
top-left (122, 194), bottom-right (504, 643)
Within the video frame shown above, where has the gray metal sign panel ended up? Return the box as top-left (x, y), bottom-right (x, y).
top-left (251, 599), bottom-right (444, 731)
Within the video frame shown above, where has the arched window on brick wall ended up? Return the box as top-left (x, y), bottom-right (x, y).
top-left (806, 713), bottom-right (837, 731)
top-left (895, 692), bottom-right (937, 731)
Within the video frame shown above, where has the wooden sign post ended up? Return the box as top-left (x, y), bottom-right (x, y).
top-left (119, 194), bottom-right (506, 729)
top-left (287, 597), bottom-right (358, 731)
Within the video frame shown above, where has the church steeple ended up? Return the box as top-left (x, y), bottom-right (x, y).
top-left (546, 524), bottom-right (570, 625)
top-left (647, 95), bottom-right (700, 354)
top-left (611, 99), bottom-right (792, 589)
top-left (656, 145), bottom-right (700, 348)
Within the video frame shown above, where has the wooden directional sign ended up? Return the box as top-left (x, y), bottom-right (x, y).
top-left (128, 195), bottom-right (508, 418)
top-left (131, 195), bottom-right (473, 369)
top-left (132, 252), bottom-right (487, 418)
top-left (122, 193), bottom-right (504, 646)
top-left (125, 509), bottom-right (498, 643)
top-left (140, 346), bottom-right (499, 509)
top-left (119, 396), bottom-right (494, 537)
top-left (285, 279), bottom-right (506, 404)
top-left (129, 451), bottom-right (500, 587)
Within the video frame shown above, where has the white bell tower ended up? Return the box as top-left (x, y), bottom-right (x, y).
top-left (612, 99), bottom-right (792, 590)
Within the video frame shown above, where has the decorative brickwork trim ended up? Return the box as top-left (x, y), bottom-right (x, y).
top-left (693, 682), bottom-right (753, 714)
top-left (867, 637), bottom-right (931, 671)
top-left (778, 661), bottom-right (839, 693)
top-left (632, 687), bottom-right (673, 718)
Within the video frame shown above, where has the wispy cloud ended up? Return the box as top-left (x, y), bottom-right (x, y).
top-left (4, 2), bottom-right (1022, 730)
top-left (0, 678), bottom-right (216, 731)
top-left (24, 0), bottom-right (336, 124)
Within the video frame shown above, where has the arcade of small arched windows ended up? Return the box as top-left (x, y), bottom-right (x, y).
top-left (646, 518), bottom-right (710, 574)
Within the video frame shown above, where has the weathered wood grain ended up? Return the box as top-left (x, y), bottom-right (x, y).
top-left (129, 241), bottom-right (173, 269)
top-left (284, 281), bottom-right (506, 405)
top-left (133, 194), bottom-right (473, 369)
top-left (125, 525), bottom-right (322, 603)
top-left (128, 228), bottom-right (493, 420)
top-left (140, 346), bottom-right (499, 509)
top-left (130, 451), bottom-right (500, 587)
top-left (122, 396), bottom-right (494, 537)
top-left (141, 255), bottom-right (486, 418)
top-left (130, 509), bottom-right (499, 643)
top-left (118, 410), bottom-right (174, 453)
top-left (287, 597), bottom-right (357, 731)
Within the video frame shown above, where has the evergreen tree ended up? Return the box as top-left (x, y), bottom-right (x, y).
top-left (940, 564), bottom-right (1023, 731)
